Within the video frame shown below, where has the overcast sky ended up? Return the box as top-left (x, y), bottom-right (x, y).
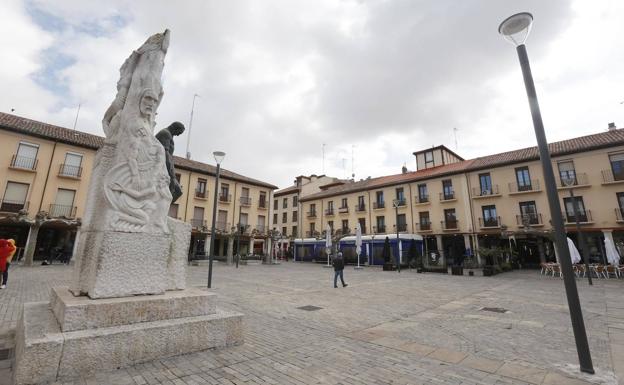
top-left (1, 0), bottom-right (623, 189)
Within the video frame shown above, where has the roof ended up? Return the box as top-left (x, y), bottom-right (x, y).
top-left (274, 184), bottom-right (300, 197)
top-left (301, 129), bottom-right (624, 202)
top-left (413, 145), bottom-right (465, 161)
top-left (0, 112), bottom-right (277, 189)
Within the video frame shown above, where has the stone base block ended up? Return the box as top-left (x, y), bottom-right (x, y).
top-left (50, 287), bottom-right (217, 332)
top-left (15, 301), bottom-right (243, 384)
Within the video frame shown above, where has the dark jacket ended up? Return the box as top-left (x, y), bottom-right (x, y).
top-left (333, 255), bottom-right (345, 271)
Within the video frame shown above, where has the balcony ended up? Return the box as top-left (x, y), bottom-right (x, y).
top-left (195, 190), bottom-right (207, 199)
top-left (9, 155), bottom-right (38, 171)
top-left (255, 224), bottom-right (266, 235)
top-left (563, 210), bottom-right (592, 224)
top-left (49, 204), bottom-right (76, 218)
top-left (355, 204), bottom-right (366, 212)
top-left (416, 222), bottom-right (432, 232)
top-left (191, 218), bottom-right (207, 230)
top-left (219, 193), bottom-right (232, 203)
top-left (439, 192), bottom-right (455, 202)
top-left (307, 210), bottom-right (317, 218)
top-left (479, 216), bottom-right (501, 228)
top-left (394, 223), bottom-right (408, 232)
top-left (305, 231), bottom-right (319, 238)
top-left (373, 201), bottom-right (385, 209)
top-left (393, 199), bottom-right (406, 207)
top-left (258, 200), bottom-right (267, 209)
top-left (516, 213), bottom-right (543, 226)
top-left (416, 195), bottom-right (429, 204)
top-left (215, 221), bottom-right (230, 232)
top-left (508, 180), bottom-right (540, 194)
top-left (338, 205), bottom-right (349, 214)
top-left (602, 169), bottom-right (624, 184)
top-left (58, 164), bottom-right (82, 178)
top-left (472, 185), bottom-right (500, 198)
top-left (373, 225), bottom-right (386, 234)
top-left (0, 199), bottom-right (28, 213)
top-left (240, 196), bottom-right (252, 206)
top-left (441, 219), bottom-right (459, 230)
top-left (325, 208), bottom-right (335, 216)
top-left (557, 173), bottom-right (589, 189)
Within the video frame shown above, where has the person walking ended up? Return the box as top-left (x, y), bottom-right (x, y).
top-left (333, 252), bottom-right (348, 288)
top-left (0, 239), bottom-right (16, 289)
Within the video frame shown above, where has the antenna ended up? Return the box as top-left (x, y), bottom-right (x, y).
top-left (351, 144), bottom-right (355, 179)
top-left (186, 94), bottom-right (200, 159)
top-left (322, 143), bottom-right (326, 174)
top-left (342, 158), bottom-right (347, 179)
top-left (453, 127), bottom-right (458, 151)
top-left (72, 104), bottom-right (81, 135)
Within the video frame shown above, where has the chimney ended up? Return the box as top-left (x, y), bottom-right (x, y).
top-left (608, 122), bottom-right (617, 131)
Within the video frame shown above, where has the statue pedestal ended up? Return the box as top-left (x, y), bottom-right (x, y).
top-left (14, 287), bottom-right (243, 384)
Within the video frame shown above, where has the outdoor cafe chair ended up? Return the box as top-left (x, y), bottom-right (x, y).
top-left (606, 265), bottom-right (618, 279)
top-left (551, 264), bottom-right (562, 278)
top-left (592, 265), bottom-right (608, 279)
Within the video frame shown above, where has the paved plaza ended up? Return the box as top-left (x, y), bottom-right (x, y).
top-left (0, 262), bottom-right (623, 385)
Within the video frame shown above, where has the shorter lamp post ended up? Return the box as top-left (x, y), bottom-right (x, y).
top-left (207, 151), bottom-right (225, 289)
top-left (562, 177), bottom-right (593, 285)
top-left (392, 199), bottom-right (401, 273)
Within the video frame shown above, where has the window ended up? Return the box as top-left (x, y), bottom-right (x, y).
top-left (396, 187), bottom-right (405, 205)
top-left (168, 203), bottom-right (179, 218)
top-left (519, 201), bottom-right (539, 224)
top-left (192, 207), bottom-right (205, 228)
top-left (424, 150), bottom-right (434, 166)
top-left (618, 193), bottom-right (624, 218)
top-left (241, 187), bottom-right (249, 197)
top-left (341, 219), bottom-right (349, 234)
top-left (1, 182), bottom-right (29, 212)
top-left (418, 184), bottom-right (428, 203)
top-left (515, 167), bottom-right (532, 191)
top-left (310, 222), bottom-right (315, 235)
top-left (442, 180), bottom-right (453, 200)
top-left (610, 153), bottom-right (624, 181)
top-left (292, 226), bottom-right (297, 237)
top-left (328, 221), bottom-right (334, 232)
top-left (217, 210), bottom-right (228, 230)
top-left (283, 198), bottom-right (288, 209)
top-left (564, 196), bottom-right (588, 222)
top-left (397, 214), bottom-right (407, 231)
top-left (293, 195), bottom-right (298, 206)
top-left (13, 142), bottom-right (38, 169)
top-left (220, 183), bottom-right (230, 201)
top-left (259, 192), bottom-right (267, 208)
top-left (375, 191), bottom-right (384, 208)
top-left (61, 152), bottom-right (83, 177)
top-left (51, 188), bottom-right (76, 217)
top-left (273, 213), bottom-right (278, 224)
top-left (481, 205), bottom-right (498, 227)
top-left (479, 173), bottom-right (493, 195)
top-left (444, 209), bottom-right (457, 229)
top-left (239, 213), bottom-right (248, 226)
top-left (358, 218), bottom-right (366, 233)
top-left (240, 187), bottom-right (251, 205)
top-left (341, 198), bottom-right (348, 208)
top-left (310, 203), bottom-right (316, 215)
top-left (257, 215), bottom-right (266, 232)
top-left (419, 212), bottom-right (430, 230)
top-left (292, 211), bottom-right (298, 222)
top-left (326, 201), bottom-right (334, 215)
top-left (375, 216), bottom-right (385, 233)
top-left (196, 178), bottom-right (207, 198)
top-left (282, 212), bottom-right (287, 223)
top-left (357, 196), bottom-right (365, 211)
top-left (558, 161), bottom-right (576, 186)
top-left (274, 199), bottom-right (278, 210)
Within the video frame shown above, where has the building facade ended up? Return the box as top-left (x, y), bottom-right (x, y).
top-left (0, 112), bottom-right (277, 264)
top-left (299, 127), bottom-right (624, 268)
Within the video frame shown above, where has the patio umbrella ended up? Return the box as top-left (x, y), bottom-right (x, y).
top-left (355, 223), bottom-right (362, 268)
top-left (325, 225), bottom-right (332, 266)
top-left (604, 237), bottom-right (621, 265)
top-left (567, 237), bottom-right (582, 264)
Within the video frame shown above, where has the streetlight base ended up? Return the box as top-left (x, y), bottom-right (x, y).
top-left (580, 367), bottom-right (595, 375)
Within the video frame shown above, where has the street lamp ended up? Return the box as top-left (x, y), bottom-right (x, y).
top-left (207, 151), bottom-right (225, 289)
top-left (392, 199), bottom-right (401, 273)
top-left (562, 177), bottom-right (593, 286)
top-left (499, 13), bottom-right (594, 374)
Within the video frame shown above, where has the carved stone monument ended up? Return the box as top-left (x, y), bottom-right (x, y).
top-left (14, 30), bottom-right (243, 384)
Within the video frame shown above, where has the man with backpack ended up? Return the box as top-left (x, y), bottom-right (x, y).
top-left (332, 252), bottom-right (348, 288)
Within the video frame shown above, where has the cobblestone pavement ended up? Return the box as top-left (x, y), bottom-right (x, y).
top-left (0, 262), bottom-right (623, 385)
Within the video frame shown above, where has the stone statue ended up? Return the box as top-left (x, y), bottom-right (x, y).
top-left (156, 122), bottom-right (185, 203)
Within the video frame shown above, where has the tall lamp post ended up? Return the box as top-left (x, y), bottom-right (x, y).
top-left (562, 177), bottom-right (593, 286)
top-left (392, 199), bottom-right (401, 273)
top-left (207, 151), bottom-right (225, 289)
top-left (499, 13), bottom-right (594, 374)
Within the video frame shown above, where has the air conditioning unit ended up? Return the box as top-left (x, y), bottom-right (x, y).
top-left (482, 190), bottom-right (490, 196)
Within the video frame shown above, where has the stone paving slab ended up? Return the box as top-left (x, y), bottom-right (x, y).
top-left (0, 262), bottom-right (622, 384)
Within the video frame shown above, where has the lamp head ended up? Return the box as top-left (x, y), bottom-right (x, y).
top-left (498, 12), bottom-right (533, 46)
top-left (213, 151), bottom-right (226, 165)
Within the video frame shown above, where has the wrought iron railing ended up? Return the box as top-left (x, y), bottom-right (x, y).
top-left (417, 194), bottom-right (429, 203)
top-left (58, 164), bottom-right (82, 178)
top-left (509, 180), bottom-right (540, 193)
top-left (472, 185), bottom-right (499, 197)
top-left (373, 201), bottom-right (385, 209)
top-left (558, 173), bottom-right (588, 187)
top-left (417, 222), bottom-right (431, 231)
top-left (355, 204), bottom-right (366, 212)
top-left (218, 193), bottom-right (231, 203)
top-left (10, 155), bottom-right (37, 170)
top-left (195, 190), bottom-right (206, 198)
top-left (338, 205), bottom-right (349, 213)
top-left (240, 196), bottom-right (252, 206)
top-left (440, 191), bottom-right (455, 201)
top-left (307, 211), bottom-right (317, 218)
top-left (516, 213), bottom-right (542, 226)
top-left (49, 204), bottom-right (76, 218)
top-left (479, 216), bottom-right (500, 228)
top-left (0, 199), bottom-right (28, 213)
top-left (373, 225), bottom-right (386, 233)
top-left (563, 209), bottom-right (592, 223)
top-left (602, 169), bottom-right (624, 183)
top-left (441, 219), bottom-right (459, 230)
top-left (325, 208), bottom-right (335, 216)
top-left (191, 218), bottom-right (207, 229)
